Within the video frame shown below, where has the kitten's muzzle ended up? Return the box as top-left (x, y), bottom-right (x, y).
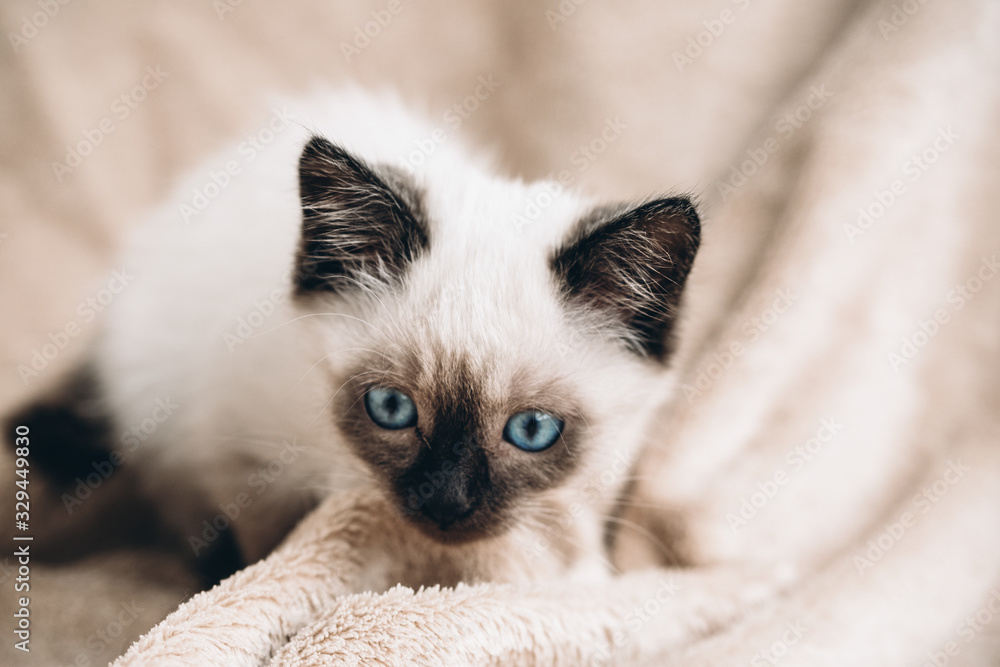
top-left (395, 438), bottom-right (493, 542)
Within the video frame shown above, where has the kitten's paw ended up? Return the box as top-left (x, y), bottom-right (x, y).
top-left (266, 583), bottom-right (618, 667)
top-left (267, 585), bottom-right (504, 667)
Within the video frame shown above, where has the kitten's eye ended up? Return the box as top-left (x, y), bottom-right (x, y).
top-left (364, 387), bottom-right (418, 430)
top-left (503, 410), bottom-right (564, 452)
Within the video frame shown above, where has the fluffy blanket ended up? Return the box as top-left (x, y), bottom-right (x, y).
top-left (3, 0), bottom-right (1000, 665)
top-left (113, 489), bottom-right (779, 665)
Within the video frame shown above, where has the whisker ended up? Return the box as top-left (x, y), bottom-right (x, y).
top-left (274, 347), bottom-right (387, 406)
top-left (308, 372), bottom-right (369, 426)
top-left (254, 311), bottom-right (383, 338)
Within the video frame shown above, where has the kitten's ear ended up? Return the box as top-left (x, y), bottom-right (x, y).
top-left (551, 197), bottom-right (700, 361)
top-left (295, 136), bottom-right (428, 294)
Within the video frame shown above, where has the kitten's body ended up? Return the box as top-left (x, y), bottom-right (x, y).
top-left (92, 89), bottom-right (697, 570)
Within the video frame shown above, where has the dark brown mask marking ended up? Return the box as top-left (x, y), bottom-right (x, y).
top-left (337, 355), bottom-right (583, 544)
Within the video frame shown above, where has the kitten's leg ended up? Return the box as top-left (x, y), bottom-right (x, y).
top-left (113, 484), bottom-right (785, 667)
top-left (272, 469), bottom-right (1000, 667)
top-left (112, 489), bottom-right (394, 667)
top-left (267, 564), bottom-right (787, 666)
top-left (127, 427), bottom-right (323, 586)
top-left (113, 486), bottom-right (560, 666)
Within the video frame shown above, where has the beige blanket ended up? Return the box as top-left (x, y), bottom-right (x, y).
top-left (3, 0), bottom-right (999, 664)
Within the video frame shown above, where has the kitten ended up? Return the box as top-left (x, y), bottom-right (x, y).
top-left (37, 89), bottom-right (700, 577)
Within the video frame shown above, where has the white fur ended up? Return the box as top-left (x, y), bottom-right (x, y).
top-left (96, 88), bottom-right (673, 564)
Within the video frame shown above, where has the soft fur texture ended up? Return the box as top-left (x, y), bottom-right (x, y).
top-left (3, 0), bottom-right (1000, 665)
top-left (113, 488), bottom-right (782, 665)
top-left (91, 87), bottom-right (696, 572)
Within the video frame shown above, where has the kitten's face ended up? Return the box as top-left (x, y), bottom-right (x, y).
top-left (335, 352), bottom-right (586, 542)
top-left (294, 137), bottom-right (699, 544)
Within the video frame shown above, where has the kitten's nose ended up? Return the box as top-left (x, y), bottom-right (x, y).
top-left (397, 438), bottom-right (487, 534)
top-left (421, 479), bottom-right (478, 529)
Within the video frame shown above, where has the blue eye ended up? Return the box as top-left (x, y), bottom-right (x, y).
top-left (503, 410), bottom-right (564, 452)
top-left (364, 387), bottom-right (418, 430)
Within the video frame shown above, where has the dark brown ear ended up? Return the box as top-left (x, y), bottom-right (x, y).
top-left (550, 197), bottom-right (700, 361)
top-left (295, 136), bottom-right (428, 294)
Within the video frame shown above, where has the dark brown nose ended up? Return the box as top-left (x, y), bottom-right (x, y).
top-left (396, 437), bottom-right (488, 534)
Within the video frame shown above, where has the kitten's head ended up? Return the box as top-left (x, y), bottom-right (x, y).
top-left (293, 136), bottom-right (699, 545)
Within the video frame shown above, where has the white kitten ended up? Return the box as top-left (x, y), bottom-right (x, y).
top-left (81, 88), bottom-right (700, 574)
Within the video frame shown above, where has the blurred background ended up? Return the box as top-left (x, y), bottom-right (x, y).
top-left (0, 0), bottom-right (867, 416)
